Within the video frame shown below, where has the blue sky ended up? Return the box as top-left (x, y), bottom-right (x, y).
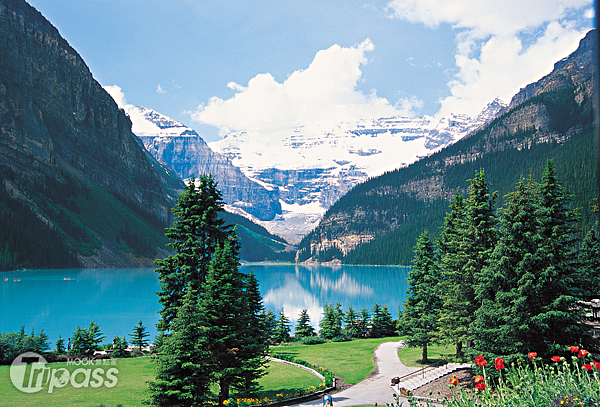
top-left (28, 0), bottom-right (595, 142)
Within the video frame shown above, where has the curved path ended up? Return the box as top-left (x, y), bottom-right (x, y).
top-left (289, 341), bottom-right (419, 407)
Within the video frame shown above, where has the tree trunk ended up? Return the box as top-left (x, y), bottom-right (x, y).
top-left (218, 380), bottom-right (230, 407)
top-left (456, 341), bottom-right (463, 357)
top-left (422, 342), bottom-right (429, 364)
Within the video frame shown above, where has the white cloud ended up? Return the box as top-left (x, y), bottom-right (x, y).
top-left (156, 84), bottom-right (167, 94)
top-left (386, 0), bottom-right (593, 117)
top-left (104, 85), bottom-right (129, 109)
top-left (191, 39), bottom-right (418, 135)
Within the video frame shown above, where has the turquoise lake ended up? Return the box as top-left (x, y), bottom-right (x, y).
top-left (0, 265), bottom-right (409, 345)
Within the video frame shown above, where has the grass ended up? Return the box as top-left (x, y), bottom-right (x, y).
top-left (0, 357), bottom-right (154, 407)
top-left (397, 343), bottom-right (456, 367)
top-left (272, 336), bottom-right (403, 384)
top-left (0, 358), bottom-right (323, 407)
top-left (0, 337), bottom-right (403, 406)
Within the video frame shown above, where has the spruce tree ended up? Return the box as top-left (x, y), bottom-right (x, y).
top-left (358, 308), bottom-right (370, 338)
top-left (579, 229), bottom-right (600, 302)
top-left (471, 177), bottom-right (539, 356)
top-left (379, 305), bottom-right (396, 337)
top-left (198, 241), bottom-right (268, 405)
top-left (148, 286), bottom-right (212, 407)
top-left (130, 321), bottom-right (150, 352)
top-left (438, 170), bottom-right (496, 353)
top-left (402, 230), bottom-right (443, 363)
top-left (343, 305), bottom-right (359, 338)
top-left (473, 162), bottom-right (589, 358)
top-left (319, 303), bottom-right (343, 339)
top-left (237, 269), bottom-right (269, 395)
top-left (260, 309), bottom-right (278, 345)
top-left (531, 160), bottom-right (585, 354)
top-left (274, 309), bottom-right (291, 343)
top-left (155, 175), bottom-right (233, 332)
top-left (436, 192), bottom-right (468, 355)
top-left (295, 309), bottom-right (315, 338)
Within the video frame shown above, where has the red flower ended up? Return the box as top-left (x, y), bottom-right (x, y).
top-left (528, 352), bottom-right (537, 360)
top-left (569, 346), bottom-right (580, 353)
top-left (449, 376), bottom-right (459, 387)
top-left (552, 356), bottom-right (562, 362)
top-left (578, 350), bottom-right (589, 359)
top-left (583, 363), bottom-right (593, 371)
top-left (593, 361), bottom-right (600, 370)
top-left (475, 355), bottom-right (488, 367)
top-left (494, 357), bottom-right (505, 370)
top-left (475, 382), bottom-right (486, 391)
top-left (474, 375), bottom-right (484, 383)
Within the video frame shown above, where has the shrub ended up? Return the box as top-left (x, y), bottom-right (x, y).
top-left (331, 334), bottom-right (351, 342)
top-left (300, 336), bottom-right (326, 345)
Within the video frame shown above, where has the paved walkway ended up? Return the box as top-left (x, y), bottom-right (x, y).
top-left (287, 341), bottom-right (419, 407)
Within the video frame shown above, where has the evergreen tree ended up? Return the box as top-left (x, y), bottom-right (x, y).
top-left (370, 302), bottom-right (394, 338)
top-left (55, 335), bottom-right (65, 354)
top-left (472, 177), bottom-right (540, 356)
top-left (198, 241), bottom-right (268, 405)
top-left (237, 269), bottom-right (269, 395)
top-left (402, 230), bottom-right (443, 363)
top-left (155, 175), bottom-right (234, 332)
top-left (148, 286), bottom-right (212, 407)
top-left (295, 309), bottom-right (315, 338)
top-left (70, 321), bottom-right (104, 356)
top-left (579, 229), bottom-right (600, 302)
top-left (260, 309), bottom-right (278, 345)
top-left (130, 321), bottom-right (150, 352)
top-left (379, 305), bottom-right (396, 337)
top-left (111, 335), bottom-right (128, 358)
top-left (473, 162), bottom-right (589, 358)
top-left (274, 309), bottom-right (291, 343)
top-left (437, 191), bottom-right (468, 355)
top-left (438, 170), bottom-right (496, 353)
top-left (530, 160), bottom-right (585, 354)
top-left (319, 303), bottom-right (343, 339)
top-left (343, 305), bottom-right (360, 338)
top-left (358, 308), bottom-right (370, 338)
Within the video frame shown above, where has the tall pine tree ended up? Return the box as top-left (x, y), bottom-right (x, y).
top-left (472, 177), bottom-right (540, 357)
top-left (198, 241), bottom-right (268, 405)
top-left (155, 175), bottom-right (233, 332)
top-left (402, 230), bottom-right (443, 363)
top-left (438, 171), bottom-right (496, 353)
top-left (148, 286), bottom-right (212, 407)
top-left (473, 162), bottom-right (591, 358)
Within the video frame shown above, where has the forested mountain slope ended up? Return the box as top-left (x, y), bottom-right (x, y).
top-left (297, 30), bottom-right (597, 265)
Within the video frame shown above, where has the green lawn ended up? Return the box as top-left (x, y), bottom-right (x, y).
top-left (397, 343), bottom-right (456, 367)
top-left (0, 357), bottom-right (154, 407)
top-left (272, 336), bottom-right (402, 384)
top-left (0, 357), bottom-right (323, 407)
top-left (0, 337), bottom-right (403, 406)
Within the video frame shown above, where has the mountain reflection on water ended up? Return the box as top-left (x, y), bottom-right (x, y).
top-left (248, 264), bottom-right (409, 330)
top-left (0, 265), bottom-right (409, 344)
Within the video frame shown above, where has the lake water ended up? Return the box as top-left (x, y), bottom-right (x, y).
top-left (0, 264), bottom-right (409, 346)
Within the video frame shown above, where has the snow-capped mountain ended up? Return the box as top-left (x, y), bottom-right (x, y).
top-left (125, 106), bottom-right (282, 221)
top-left (208, 98), bottom-right (507, 243)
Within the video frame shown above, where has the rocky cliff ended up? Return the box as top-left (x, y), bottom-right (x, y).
top-left (0, 0), bottom-right (180, 268)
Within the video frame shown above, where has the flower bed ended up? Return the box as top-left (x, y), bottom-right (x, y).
top-left (393, 347), bottom-right (600, 407)
top-left (215, 354), bottom-right (335, 407)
